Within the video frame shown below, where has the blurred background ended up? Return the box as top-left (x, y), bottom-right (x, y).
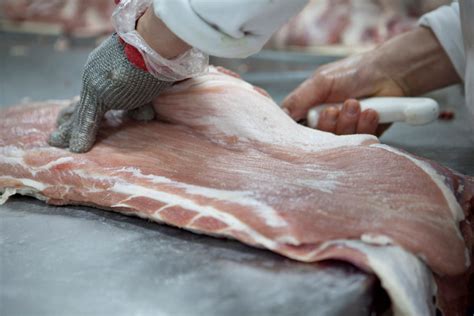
top-left (0, 0), bottom-right (452, 50)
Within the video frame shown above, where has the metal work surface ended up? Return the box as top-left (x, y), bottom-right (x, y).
top-left (1, 198), bottom-right (374, 316)
top-left (1, 33), bottom-right (473, 316)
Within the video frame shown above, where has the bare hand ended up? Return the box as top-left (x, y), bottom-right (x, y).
top-left (282, 54), bottom-right (404, 136)
top-left (282, 27), bottom-right (461, 137)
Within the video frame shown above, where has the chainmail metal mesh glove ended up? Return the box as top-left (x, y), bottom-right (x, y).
top-left (48, 33), bottom-right (171, 153)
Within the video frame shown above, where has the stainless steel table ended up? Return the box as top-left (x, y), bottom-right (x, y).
top-left (1, 33), bottom-right (472, 316)
top-left (1, 198), bottom-right (375, 316)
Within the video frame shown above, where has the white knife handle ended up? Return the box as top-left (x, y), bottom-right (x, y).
top-left (306, 97), bottom-right (439, 128)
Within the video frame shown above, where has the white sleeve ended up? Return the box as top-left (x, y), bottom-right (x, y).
top-left (418, 2), bottom-right (465, 81)
top-left (152, 0), bottom-right (308, 58)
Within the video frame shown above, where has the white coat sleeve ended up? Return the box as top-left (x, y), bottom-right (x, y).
top-left (418, 2), bottom-right (465, 81)
top-left (152, 0), bottom-right (308, 58)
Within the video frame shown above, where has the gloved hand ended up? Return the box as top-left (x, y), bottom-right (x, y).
top-left (48, 1), bottom-right (208, 153)
top-left (48, 33), bottom-right (171, 153)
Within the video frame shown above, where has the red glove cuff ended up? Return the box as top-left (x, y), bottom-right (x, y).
top-left (118, 37), bottom-right (149, 72)
top-left (114, 0), bottom-right (148, 72)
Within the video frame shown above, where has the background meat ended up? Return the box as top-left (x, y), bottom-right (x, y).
top-left (1, 0), bottom-right (449, 45)
top-left (270, 0), bottom-right (450, 50)
top-left (1, 0), bottom-right (114, 37)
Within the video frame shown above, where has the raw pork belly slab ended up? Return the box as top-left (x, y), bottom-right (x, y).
top-left (1, 67), bottom-right (473, 315)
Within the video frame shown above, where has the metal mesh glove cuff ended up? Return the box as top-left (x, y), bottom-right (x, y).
top-left (112, 0), bottom-right (209, 81)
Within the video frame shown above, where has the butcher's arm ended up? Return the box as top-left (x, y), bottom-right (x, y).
top-left (137, 7), bottom-right (191, 59)
top-left (373, 27), bottom-right (460, 97)
top-left (282, 9), bottom-right (461, 135)
top-left (152, 0), bottom-right (308, 58)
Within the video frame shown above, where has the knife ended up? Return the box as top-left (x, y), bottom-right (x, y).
top-left (306, 97), bottom-right (440, 128)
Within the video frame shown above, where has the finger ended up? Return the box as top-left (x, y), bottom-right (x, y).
top-left (335, 99), bottom-right (360, 135)
top-left (316, 107), bottom-right (339, 133)
top-left (56, 100), bottom-right (78, 127)
top-left (129, 102), bottom-right (155, 121)
top-left (69, 96), bottom-right (104, 153)
top-left (48, 118), bottom-right (73, 148)
top-left (281, 74), bottom-right (329, 121)
top-left (356, 109), bottom-right (379, 135)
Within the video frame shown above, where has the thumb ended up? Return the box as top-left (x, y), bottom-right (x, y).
top-left (281, 74), bottom-right (330, 121)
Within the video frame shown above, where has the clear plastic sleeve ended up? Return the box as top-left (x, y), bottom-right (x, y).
top-left (112, 0), bottom-right (209, 81)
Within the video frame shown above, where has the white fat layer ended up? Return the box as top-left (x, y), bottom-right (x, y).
top-left (111, 181), bottom-right (278, 250)
top-left (275, 235), bottom-right (300, 245)
top-left (0, 145), bottom-right (26, 161)
top-left (29, 157), bottom-right (74, 176)
top-left (113, 167), bottom-right (288, 228)
top-left (336, 240), bottom-right (435, 316)
top-left (0, 155), bottom-right (24, 165)
top-left (0, 147), bottom-right (74, 176)
top-left (0, 188), bottom-right (17, 205)
top-left (360, 233), bottom-right (393, 246)
top-left (0, 176), bottom-right (48, 192)
top-left (0, 187), bottom-right (49, 205)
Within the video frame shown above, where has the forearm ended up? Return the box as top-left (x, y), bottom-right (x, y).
top-left (136, 7), bottom-right (191, 59)
top-left (372, 26), bottom-right (461, 96)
